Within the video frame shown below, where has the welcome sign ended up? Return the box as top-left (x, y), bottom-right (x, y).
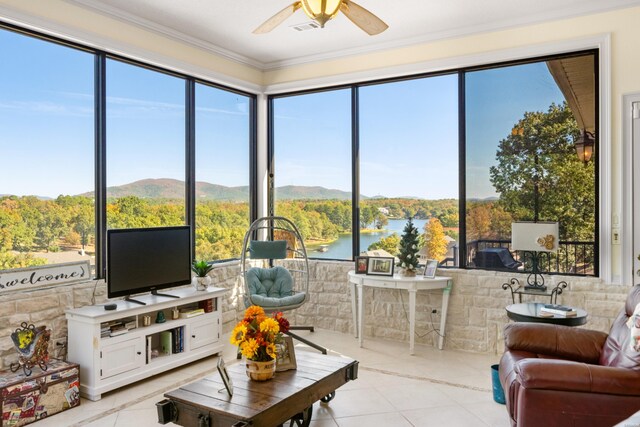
top-left (0, 261), bottom-right (91, 293)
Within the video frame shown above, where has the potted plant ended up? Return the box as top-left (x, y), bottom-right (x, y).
top-left (191, 260), bottom-right (213, 291)
top-left (230, 306), bottom-right (290, 381)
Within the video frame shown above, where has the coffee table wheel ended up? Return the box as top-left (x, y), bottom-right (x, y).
top-left (288, 405), bottom-right (313, 427)
top-left (320, 391), bottom-right (335, 403)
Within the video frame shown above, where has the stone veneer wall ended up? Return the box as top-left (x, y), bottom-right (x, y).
top-left (0, 260), bottom-right (629, 368)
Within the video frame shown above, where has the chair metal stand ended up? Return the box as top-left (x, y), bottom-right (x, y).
top-left (240, 216), bottom-right (327, 355)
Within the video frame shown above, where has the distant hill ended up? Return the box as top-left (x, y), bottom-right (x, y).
top-left (275, 185), bottom-right (355, 200)
top-left (79, 179), bottom-right (361, 201)
top-left (0, 194), bottom-right (53, 200)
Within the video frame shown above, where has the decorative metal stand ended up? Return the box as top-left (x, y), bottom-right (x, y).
top-left (503, 278), bottom-right (568, 304)
top-left (520, 251), bottom-right (551, 291)
top-left (9, 322), bottom-right (51, 376)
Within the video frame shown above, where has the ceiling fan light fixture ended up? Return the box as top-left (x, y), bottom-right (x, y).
top-left (301, 0), bottom-right (342, 27)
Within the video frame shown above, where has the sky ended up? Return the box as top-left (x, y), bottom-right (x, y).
top-left (1, 26), bottom-right (567, 200)
top-left (274, 64), bottom-right (565, 199)
top-left (0, 28), bottom-right (250, 198)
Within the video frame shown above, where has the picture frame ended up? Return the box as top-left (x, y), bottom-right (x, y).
top-left (355, 256), bottom-right (369, 274)
top-left (367, 257), bottom-right (395, 276)
top-left (217, 358), bottom-right (233, 396)
top-left (423, 259), bottom-right (438, 279)
top-left (276, 335), bottom-right (297, 372)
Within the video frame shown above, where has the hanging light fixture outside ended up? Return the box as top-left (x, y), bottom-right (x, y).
top-left (300, 0), bottom-right (342, 27)
top-left (575, 130), bottom-right (595, 163)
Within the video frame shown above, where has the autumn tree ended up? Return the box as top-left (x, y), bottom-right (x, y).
top-left (466, 202), bottom-right (513, 241)
top-left (489, 102), bottom-right (595, 240)
top-left (368, 233), bottom-right (400, 255)
top-left (423, 218), bottom-right (448, 262)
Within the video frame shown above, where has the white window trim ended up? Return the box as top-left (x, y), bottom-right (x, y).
top-left (622, 93), bottom-right (640, 286)
top-left (265, 35), bottom-right (613, 283)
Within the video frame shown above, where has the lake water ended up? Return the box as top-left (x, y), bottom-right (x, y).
top-left (307, 219), bottom-right (427, 259)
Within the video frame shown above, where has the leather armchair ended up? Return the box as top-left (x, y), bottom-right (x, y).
top-left (499, 285), bottom-right (640, 427)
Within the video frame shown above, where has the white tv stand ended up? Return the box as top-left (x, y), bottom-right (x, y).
top-left (65, 286), bottom-right (226, 401)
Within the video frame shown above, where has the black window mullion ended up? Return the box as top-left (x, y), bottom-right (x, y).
top-left (458, 71), bottom-right (467, 269)
top-left (267, 97), bottom-right (275, 218)
top-left (95, 52), bottom-right (107, 279)
top-left (185, 79), bottom-right (196, 260)
top-left (250, 96), bottom-right (258, 224)
top-left (351, 86), bottom-right (360, 259)
top-left (593, 50), bottom-right (600, 277)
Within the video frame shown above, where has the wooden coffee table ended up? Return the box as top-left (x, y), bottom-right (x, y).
top-left (157, 351), bottom-right (358, 427)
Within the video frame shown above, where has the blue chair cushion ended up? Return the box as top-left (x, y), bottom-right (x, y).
top-left (246, 266), bottom-right (305, 308)
top-left (249, 240), bottom-right (287, 259)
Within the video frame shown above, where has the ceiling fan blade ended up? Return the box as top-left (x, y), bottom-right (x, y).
top-left (340, 0), bottom-right (388, 35)
top-left (253, 2), bottom-right (302, 34)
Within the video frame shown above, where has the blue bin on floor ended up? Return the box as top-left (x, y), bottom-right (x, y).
top-left (491, 364), bottom-right (506, 404)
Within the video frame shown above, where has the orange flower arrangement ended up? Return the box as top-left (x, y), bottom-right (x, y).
top-left (230, 306), bottom-right (290, 362)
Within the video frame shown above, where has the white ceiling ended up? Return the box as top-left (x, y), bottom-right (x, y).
top-left (68, 0), bottom-right (640, 70)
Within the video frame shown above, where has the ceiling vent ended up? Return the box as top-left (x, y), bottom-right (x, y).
top-left (290, 21), bottom-right (321, 32)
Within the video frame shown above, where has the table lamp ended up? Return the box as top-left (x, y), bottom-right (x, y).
top-left (511, 221), bottom-right (559, 291)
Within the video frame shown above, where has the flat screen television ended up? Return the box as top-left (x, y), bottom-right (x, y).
top-left (107, 226), bottom-right (191, 302)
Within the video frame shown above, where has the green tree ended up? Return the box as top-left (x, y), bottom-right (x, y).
top-left (72, 201), bottom-right (94, 254)
top-left (489, 102), bottom-right (594, 240)
top-left (423, 218), bottom-right (448, 262)
top-left (368, 233), bottom-right (400, 255)
top-left (397, 218), bottom-right (420, 274)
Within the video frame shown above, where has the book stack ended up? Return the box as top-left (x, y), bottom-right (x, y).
top-left (540, 304), bottom-right (577, 317)
top-left (180, 308), bottom-right (205, 319)
top-left (109, 324), bottom-right (128, 337)
top-left (199, 299), bottom-right (214, 313)
top-left (159, 327), bottom-right (184, 355)
top-left (101, 318), bottom-right (137, 337)
top-left (100, 324), bottom-right (112, 338)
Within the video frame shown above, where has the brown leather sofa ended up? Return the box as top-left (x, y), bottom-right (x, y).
top-left (499, 285), bottom-right (640, 427)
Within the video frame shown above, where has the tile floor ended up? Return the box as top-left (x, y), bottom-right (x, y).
top-left (35, 330), bottom-right (510, 426)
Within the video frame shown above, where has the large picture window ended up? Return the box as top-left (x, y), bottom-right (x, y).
top-left (465, 53), bottom-right (597, 275)
top-left (359, 75), bottom-right (459, 265)
top-left (195, 83), bottom-right (251, 261)
top-left (0, 28), bottom-right (95, 272)
top-left (0, 24), bottom-right (256, 279)
top-left (269, 51), bottom-right (598, 276)
top-left (271, 89), bottom-right (353, 259)
top-left (106, 59), bottom-right (187, 229)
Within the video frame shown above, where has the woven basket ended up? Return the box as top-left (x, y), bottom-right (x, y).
top-left (245, 359), bottom-right (276, 381)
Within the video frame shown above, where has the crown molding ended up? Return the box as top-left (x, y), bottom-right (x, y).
top-left (0, 3), bottom-right (263, 94)
top-left (264, 34), bottom-right (609, 93)
top-left (67, 0), bottom-right (265, 70)
top-left (51, 0), bottom-right (640, 72)
top-left (261, 1), bottom-right (636, 70)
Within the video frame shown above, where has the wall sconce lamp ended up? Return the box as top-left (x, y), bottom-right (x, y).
top-left (575, 130), bottom-right (595, 163)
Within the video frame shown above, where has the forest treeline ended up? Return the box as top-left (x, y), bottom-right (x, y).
top-left (0, 195), bottom-right (461, 268)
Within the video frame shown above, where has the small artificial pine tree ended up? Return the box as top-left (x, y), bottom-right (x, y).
top-left (397, 217), bottom-right (420, 276)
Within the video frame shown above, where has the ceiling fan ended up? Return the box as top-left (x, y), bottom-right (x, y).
top-left (253, 0), bottom-right (388, 36)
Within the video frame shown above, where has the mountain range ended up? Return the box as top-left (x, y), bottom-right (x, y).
top-left (79, 178), bottom-right (357, 201)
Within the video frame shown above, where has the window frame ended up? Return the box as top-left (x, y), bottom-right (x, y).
top-left (268, 50), bottom-right (599, 277)
top-left (0, 22), bottom-right (258, 279)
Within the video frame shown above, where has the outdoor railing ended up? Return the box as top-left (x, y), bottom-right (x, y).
top-left (465, 239), bottom-right (595, 275)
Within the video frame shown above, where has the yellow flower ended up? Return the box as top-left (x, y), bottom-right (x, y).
top-left (240, 338), bottom-right (259, 359)
top-left (245, 305), bottom-right (265, 319)
top-left (259, 318), bottom-right (280, 335)
top-left (265, 342), bottom-right (277, 359)
top-left (230, 323), bottom-right (247, 346)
